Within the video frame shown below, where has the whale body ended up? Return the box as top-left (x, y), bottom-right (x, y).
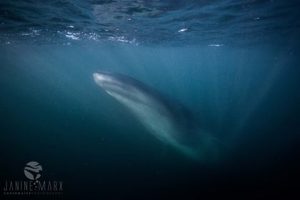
top-left (93, 72), bottom-right (220, 161)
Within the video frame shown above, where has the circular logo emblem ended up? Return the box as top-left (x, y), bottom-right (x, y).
top-left (24, 161), bottom-right (42, 180)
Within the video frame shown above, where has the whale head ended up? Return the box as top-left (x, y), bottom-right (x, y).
top-left (93, 72), bottom-right (126, 95)
top-left (93, 72), bottom-right (152, 106)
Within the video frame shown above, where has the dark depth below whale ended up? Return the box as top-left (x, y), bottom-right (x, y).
top-left (93, 72), bottom-right (221, 162)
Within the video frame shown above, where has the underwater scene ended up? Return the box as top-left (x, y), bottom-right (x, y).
top-left (0, 0), bottom-right (300, 199)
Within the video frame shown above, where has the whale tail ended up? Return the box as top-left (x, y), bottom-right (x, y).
top-left (177, 131), bottom-right (223, 163)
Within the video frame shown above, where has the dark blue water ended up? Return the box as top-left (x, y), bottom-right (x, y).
top-left (0, 0), bottom-right (300, 199)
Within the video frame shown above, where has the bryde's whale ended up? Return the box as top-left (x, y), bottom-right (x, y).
top-left (93, 72), bottom-right (220, 161)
